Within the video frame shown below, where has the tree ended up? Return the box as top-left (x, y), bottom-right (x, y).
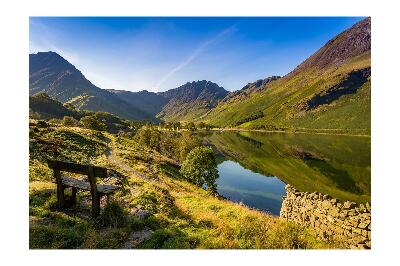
top-left (186, 122), bottom-right (196, 131)
top-left (177, 132), bottom-right (202, 162)
top-left (80, 115), bottom-right (107, 131)
top-left (136, 126), bottom-right (161, 150)
top-left (173, 121), bottom-right (181, 131)
top-left (197, 122), bottom-right (205, 129)
top-left (159, 132), bottom-right (179, 159)
top-left (62, 116), bottom-right (79, 127)
top-left (180, 147), bottom-right (219, 194)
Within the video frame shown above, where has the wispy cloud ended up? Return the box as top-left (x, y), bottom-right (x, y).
top-left (155, 24), bottom-right (238, 90)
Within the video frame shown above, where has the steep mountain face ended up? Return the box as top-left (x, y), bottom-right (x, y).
top-left (157, 80), bottom-right (228, 122)
top-left (221, 76), bottom-right (281, 104)
top-left (108, 89), bottom-right (168, 116)
top-left (29, 52), bottom-right (155, 121)
top-left (290, 17), bottom-right (371, 75)
top-left (202, 17), bottom-right (371, 132)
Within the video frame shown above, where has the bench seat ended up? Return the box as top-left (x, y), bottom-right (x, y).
top-left (60, 176), bottom-right (119, 195)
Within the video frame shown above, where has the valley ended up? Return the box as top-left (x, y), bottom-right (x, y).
top-left (28, 17), bottom-right (372, 249)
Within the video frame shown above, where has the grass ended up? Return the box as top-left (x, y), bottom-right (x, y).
top-left (29, 121), bottom-right (344, 249)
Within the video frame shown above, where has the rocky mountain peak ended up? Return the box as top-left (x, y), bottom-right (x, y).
top-left (290, 17), bottom-right (371, 75)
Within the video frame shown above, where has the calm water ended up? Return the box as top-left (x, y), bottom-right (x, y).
top-left (217, 160), bottom-right (286, 215)
top-left (206, 131), bottom-right (371, 216)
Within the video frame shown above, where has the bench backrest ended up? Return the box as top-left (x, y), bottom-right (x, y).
top-left (47, 160), bottom-right (107, 178)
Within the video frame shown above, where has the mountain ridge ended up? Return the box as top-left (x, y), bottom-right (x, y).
top-left (30, 51), bottom-right (228, 122)
top-left (201, 17), bottom-right (371, 131)
top-left (30, 52), bottom-right (156, 121)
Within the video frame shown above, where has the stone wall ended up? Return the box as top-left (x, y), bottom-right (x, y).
top-left (280, 184), bottom-right (371, 249)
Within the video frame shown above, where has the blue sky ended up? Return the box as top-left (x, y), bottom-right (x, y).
top-left (29, 17), bottom-right (364, 92)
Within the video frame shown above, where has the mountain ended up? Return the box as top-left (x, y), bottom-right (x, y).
top-left (201, 17), bottom-right (371, 133)
top-left (29, 52), bottom-right (155, 121)
top-left (157, 80), bottom-right (228, 122)
top-left (221, 76), bottom-right (281, 104)
top-left (108, 89), bottom-right (168, 117)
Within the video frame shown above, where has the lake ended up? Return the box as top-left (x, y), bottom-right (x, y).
top-left (205, 131), bottom-right (371, 215)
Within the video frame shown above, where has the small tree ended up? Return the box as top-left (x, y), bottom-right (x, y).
top-left (80, 115), bottom-right (107, 131)
top-left (180, 147), bottom-right (219, 194)
top-left (197, 122), bottom-right (205, 130)
top-left (62, 116), bottom-right (79, 127)
top-left (186, 122), bottom-right (196, 131)
top-left (177, 132), bottom-right (202, 162)
top-left (136, 126), bottom-right (161, 150)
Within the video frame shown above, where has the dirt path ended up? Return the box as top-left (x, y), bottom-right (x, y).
top-left (104, 137), bottom-right (156, 248)
top-left (105, 138), bottom-right (152, 181)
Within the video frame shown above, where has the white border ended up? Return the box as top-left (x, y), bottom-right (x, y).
top-left (1, 0), bottom-right (399, 265)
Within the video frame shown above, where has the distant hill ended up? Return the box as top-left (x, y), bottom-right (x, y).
top-left (201, 17), bottom-right (371, 133)
top-left (108, 89), bottom-right (168, 117)
top-left (29, 52), bottom-right (155, 121)
top-left (157, 80), bottom-right (228, 122)
top-left (29, 92), bottom-right (79, 119)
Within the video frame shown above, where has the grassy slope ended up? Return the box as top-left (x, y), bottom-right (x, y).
top-left (157, 103), bottom-right (211, 123)
top-left (29, 122), bottom-right (340, 249)
top-left (202, 53), bottom-right (371, 133)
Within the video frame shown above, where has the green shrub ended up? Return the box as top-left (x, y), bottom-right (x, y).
top-left (135, 126), bottom-right (161, 150)
top-left (80, 115), bottom-right (107, 131)
top-left (180, 147), bottom-right (219, 194)
top-left (177, 132), bottom-right (202, 162)
top-left (98, 200), bottom-right (128, 228)
top-left (62, 116), bottom-right (79, 127)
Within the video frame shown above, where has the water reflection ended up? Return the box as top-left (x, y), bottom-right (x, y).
top-left (207, 131), bottom-right (371, 207)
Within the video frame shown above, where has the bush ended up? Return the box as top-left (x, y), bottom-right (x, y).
top-left (180, 147), bottom-right (219, 194)
top-left (177, 132), bottom-right (202, 162)
top-left (80, 115), bottom-right (107, 131)
top-left (186, 122), bottom-right (196, 131)
top-left (48, 118), bottom-right (62, 125)
top-left (135, 126), bottom-right (161, 150)
top-left (159, 132), bottom-right (179, 159)
top-left (62, 116), bottom-right (79, 127)
top-left (98, 200), bottom-right (127, 228)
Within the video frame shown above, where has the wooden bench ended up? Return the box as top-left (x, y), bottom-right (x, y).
top-left (47, 160), bottom-right (121, 217)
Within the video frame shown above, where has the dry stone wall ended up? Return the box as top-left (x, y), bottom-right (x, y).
top-left (280, 184), bottom-right (371, 249)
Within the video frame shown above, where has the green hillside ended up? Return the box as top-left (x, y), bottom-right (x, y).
top-left (201, 18), bottom-right (371, 134)
top-left (29, 93), bottom-right (80, 119)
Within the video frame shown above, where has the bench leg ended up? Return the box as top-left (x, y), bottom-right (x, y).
top-left (71, 187), bottom-right (77, 205)
top-left (57, 183), bottom-right (65, 209)
top-left (92, 194), bottom-right (101, 218)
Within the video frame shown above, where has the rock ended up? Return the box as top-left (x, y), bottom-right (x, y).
top-left (365, 202), bottom-right (371, 212)
top-left (361, 229), bottom-right (368, 237)
top-left (357, 244), bottom-right (369, 249)
top-left (358, 221), bottom-right (370, 229)
top-left (353, 228), bottom-right (362, 235)
top-left (330, 198), bottom-right (338, 205)
top-left (130, 207), bottom-right (151, 219)
top-left (123, 229), bottom-right (153, 249)
top-left (328, 207), bottom-right (340, 217)
top-left (343, 201), bottom-right (356, 210)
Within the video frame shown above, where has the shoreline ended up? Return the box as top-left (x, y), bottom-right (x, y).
top-left (164, 127), bottom-right (371, 138)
